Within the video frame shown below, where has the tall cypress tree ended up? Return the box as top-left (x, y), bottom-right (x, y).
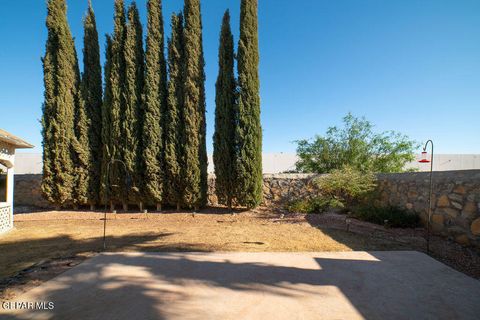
top-left (236, 0), bottom-right (263, 208)
top-left (82, 1), bottom-right (103, 209)
top-left (213, 10), bottom-right (237, 210)
top-left (101, 35), bottom-right (113, 208)
top-left (72, 46), bottom-right (90, 208)
top-left (102, 0), bottom-right (126, 210)
top-left (197, 10), bottom-right (208, 208)
top-left (122, 2), bottom-right (145, 211)
top-left (165, 13), bottom-right (184, 210)
top-left (41, 0), bottom-right (77, 207)
top-left (143, 0), bottom-right (167, 211)
top-left (182, 0), bottom-right (207, 210)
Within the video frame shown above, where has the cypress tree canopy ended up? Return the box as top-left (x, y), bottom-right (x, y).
top-left (82, 1), bottom-right (103, 207)
top-left (236, 0), bottom-right (263, 208)
top-left (164, 13), bottom-right (184, 208)
top-left (182, 0), bottom-right (208, 209)
top-left (143, 0), bottom-right (167, 208)
top-left (41, 0), bottom-right (78, 206)
top-left (213, 10), bottom-right (237, 209)
top-left (103, 0), bottom-right (126, 205)
top-left (72, 46), bottom-right (90, 207)
top-left (122, 1), bottom-right (145, 206)
top-left (101, 35), bottom-right (113, 204)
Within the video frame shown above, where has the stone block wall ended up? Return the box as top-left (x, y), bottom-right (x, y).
top-left (207, 173), bottom-right (319, 207)
top-left (13, 171), bottom-right (480, 246)
top-left (14, 174), bottom-right (50, 208)
top-left (376, 170), bottom-right (480, 246)
top-left (211, 171), bottom-right (480, 246)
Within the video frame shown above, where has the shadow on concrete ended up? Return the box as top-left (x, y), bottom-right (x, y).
top-left (3, 252), bottom-right (480, 319)
top-left (0, 233), bottom-right (215, 288)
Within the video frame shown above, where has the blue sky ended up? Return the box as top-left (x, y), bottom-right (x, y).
top-left (1, 0), bottom-right (479, 154)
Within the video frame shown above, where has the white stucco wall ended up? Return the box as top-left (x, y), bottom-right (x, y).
top-left (13, 152), bottom-right (480, 175)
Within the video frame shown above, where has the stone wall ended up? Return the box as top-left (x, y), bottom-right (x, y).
top-left (13, 171), bottom-right (480, 246)
top-left (207, 173), bottom-right (319, 207)
top-left (17, 173), bottom-right (323, 208)
top-left (376, 170), bottom-right (480, 246)
top-left (14, 174), bottom-right (50, 208)
top-left (211, 171), bottom-right (480, 246)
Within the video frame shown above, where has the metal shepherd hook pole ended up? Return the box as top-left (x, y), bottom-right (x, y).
top-left (420, 140), bottom-right (434, 253)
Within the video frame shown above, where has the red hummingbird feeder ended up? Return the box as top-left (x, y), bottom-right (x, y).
top-left (419, 151), bottom-right (430, 163)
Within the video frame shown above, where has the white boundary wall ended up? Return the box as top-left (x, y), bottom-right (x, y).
top-left (14, 153), bottom-right (480, 174)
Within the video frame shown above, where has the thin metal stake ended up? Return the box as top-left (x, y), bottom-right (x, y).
top-left (423, 140), bottom-right (434, 253)
top-left (103, 209), bottom-right (107, 250)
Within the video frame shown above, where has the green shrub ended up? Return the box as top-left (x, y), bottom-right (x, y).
top-left (286, 196), bottom-right (344, 214)
top-left (314, 165), bottom-right (377, 207)
top-left (352, 205), bottom-right (420, 228)
top-left (285, 166), bottom-right (376, 214)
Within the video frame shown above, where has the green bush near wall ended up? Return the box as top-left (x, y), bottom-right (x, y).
top-left (284, 166), bottom-right (420, 229)
top-left (352, 205), bottom-right (420, 228)
top-left (286, 196), bottom-right (344, 214)
top-left (285, 166), bottom-right (377, 214)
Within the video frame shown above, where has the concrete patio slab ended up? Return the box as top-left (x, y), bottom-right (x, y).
top-left (2, 251), bottom-right (480, 320)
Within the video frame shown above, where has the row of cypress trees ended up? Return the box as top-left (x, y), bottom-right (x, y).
top-left (41, 0), bottom-right (262, 211)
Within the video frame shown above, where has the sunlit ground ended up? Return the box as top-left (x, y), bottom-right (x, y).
top-left (0, 210), bottom-right (407, 280)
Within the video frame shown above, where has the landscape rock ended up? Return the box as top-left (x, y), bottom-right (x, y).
top-left (451, 202), bottom-right (463, 210)
top-left (453, 185), bottom-right (466, 195)
top-left (461, 202), bottom-right (477, 218)
top-left (437, 195), bottom-right (450, 208)
top-left (455, 234), bottom-right (470, 245)
top-left (471, 218), bottom-right (480, 236)
top-left (431, 214), bottom-right (444, 227)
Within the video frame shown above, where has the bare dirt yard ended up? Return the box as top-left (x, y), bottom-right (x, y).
top-left (1, 208), bottom-right (479, 299)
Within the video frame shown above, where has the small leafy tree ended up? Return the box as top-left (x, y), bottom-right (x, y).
top-left (286, 166), bottom-right (376, 214)
top-left (314, 166), bottom-right (377, 207)
top-left (295, 113), bottom-right (418, 174)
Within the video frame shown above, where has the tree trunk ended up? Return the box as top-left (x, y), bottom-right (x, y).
top-left (123, 202), bottom-right (128, 212)
top-left (110, 201), bottom-right (115, 212)
top-left (90, 203), bottom-right (95, 211)
top-left (176, 203), bottom-right (181, 211)
top-left (156, 203), bottom-right (162, 212)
